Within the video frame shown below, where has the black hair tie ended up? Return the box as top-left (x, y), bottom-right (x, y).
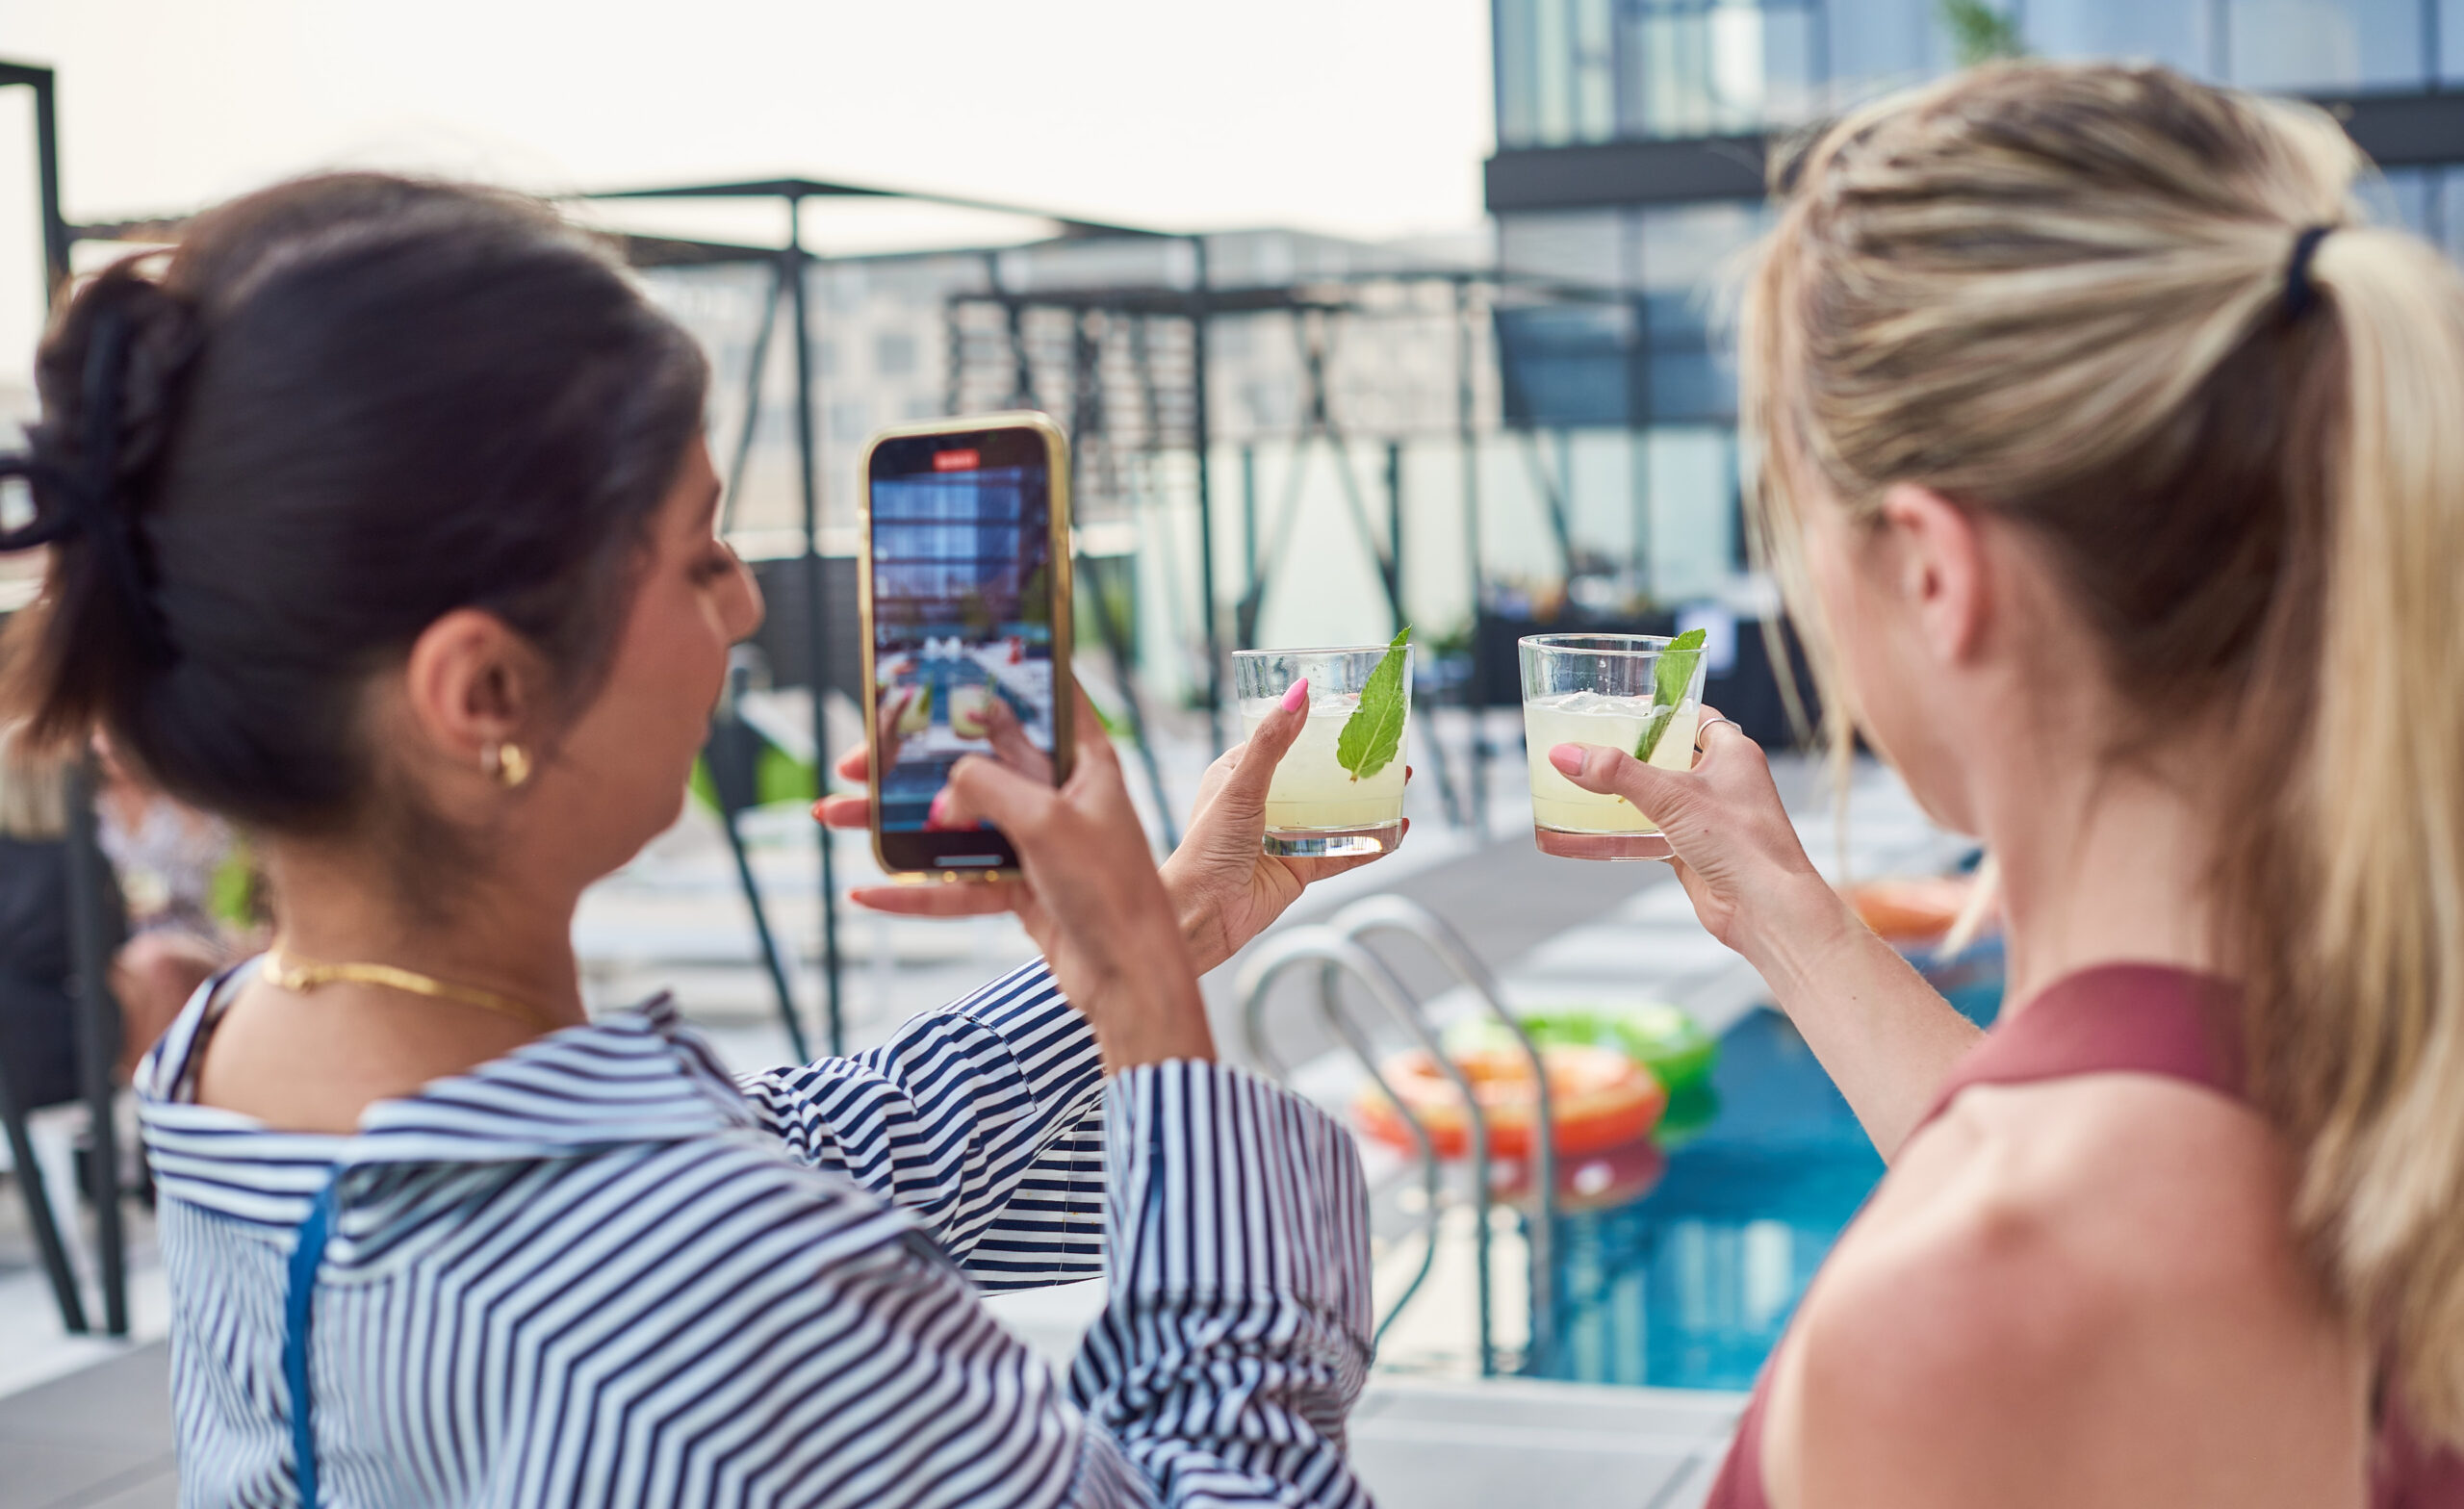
top-left (0, 304), bottom-right (177, 665)
top-left (2283, 224), bottom-right (2336, 321)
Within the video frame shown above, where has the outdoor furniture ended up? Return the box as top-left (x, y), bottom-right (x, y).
top-left (0, 808), bottom-right (125, 1335)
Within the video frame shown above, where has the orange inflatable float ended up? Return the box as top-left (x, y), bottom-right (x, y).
top-left (1353, 1043), bottom-right (1666, 1160)
top-left (1842, 875), bottom-right (1995, 945)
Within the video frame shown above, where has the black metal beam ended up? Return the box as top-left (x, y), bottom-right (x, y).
top-left (0, 1042), bottom-right (85, 1333)
top-left (596, 176), bottom-right (900, 201)
top-left (1187, 238), bottom-right (1224, 752)
top-left (74, 212), bottom-right (782, 271)
top-left (962, 285), bottom-right (1356, 319)
top-left (2316, 89), bottom-right (2464, 167)
top-left (1485, 135), bottom-right (1768, 213)
top-left (587, 175), bottom-right (1164, 242)
top-left (62, 762), bottom-right (126, 1336)
top-left (13, 64), bottom-right (68, 294)
top-left (784, 227), bottom-right (845, 1060)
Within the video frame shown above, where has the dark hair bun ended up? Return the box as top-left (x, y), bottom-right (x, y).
top-left (0, 173), bottom-right (707, 845)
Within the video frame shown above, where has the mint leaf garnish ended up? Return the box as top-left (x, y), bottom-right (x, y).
top-left (1336, 626), bottom-right (1411, 781)
top-left (1634, 705), bottom-right (1675, 761)
top-left (1635, 627), bottom-right (1707, 761)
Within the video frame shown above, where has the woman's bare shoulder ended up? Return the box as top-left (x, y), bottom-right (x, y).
top-left (1763, 1075), bottom-right (2368, 1509)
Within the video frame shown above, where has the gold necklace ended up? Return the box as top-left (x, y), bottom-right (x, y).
top-left (263, 948), bottom-right (563, 1034)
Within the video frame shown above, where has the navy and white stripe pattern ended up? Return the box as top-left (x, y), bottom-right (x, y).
top-left (138, 959), bottom-right (1375, 1507)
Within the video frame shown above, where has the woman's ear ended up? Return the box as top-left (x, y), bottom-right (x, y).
top-left (400, 608), bottom-right (545, 772)
top-left (1875, 483), bottom-right (1990, 667)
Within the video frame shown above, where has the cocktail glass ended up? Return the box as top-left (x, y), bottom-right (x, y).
top-left (1520, 633), bottom-right (1707, 860)
top-left (948, 683), bottom-right (994, 741)
top-left (1232, 642), bottom-right (1412, 857)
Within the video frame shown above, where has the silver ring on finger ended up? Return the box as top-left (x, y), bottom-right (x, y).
top-left (1695, 717), bottom-right (1744, 751)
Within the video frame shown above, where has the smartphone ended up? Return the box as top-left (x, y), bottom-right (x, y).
top-left (859, 412), bottom-right (1074, 882)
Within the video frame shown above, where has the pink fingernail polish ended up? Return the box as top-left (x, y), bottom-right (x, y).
top-left (926, 790), bottom-right (950, 828)
top-left (1549, 744), bottom-right (1585, 777)
top-left (1281, 678), bottom-right (1309, 712)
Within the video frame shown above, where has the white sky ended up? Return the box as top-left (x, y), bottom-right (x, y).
top-left (0, 0), bottom-right (1497, 382)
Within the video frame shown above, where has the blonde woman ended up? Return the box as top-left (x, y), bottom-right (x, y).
top-left (1546, 64), bottom-right (2464, 1507)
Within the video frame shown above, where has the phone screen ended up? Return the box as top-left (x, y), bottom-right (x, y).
top-left (866, 423), bottom-right (1063, 873)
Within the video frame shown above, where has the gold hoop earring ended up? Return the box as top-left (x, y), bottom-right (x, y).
top-left (484, 742), bottom-right (532, 789)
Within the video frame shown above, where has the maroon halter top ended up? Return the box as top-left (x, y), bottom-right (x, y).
top-left (1701, 963), bottom-right (2464, 1509)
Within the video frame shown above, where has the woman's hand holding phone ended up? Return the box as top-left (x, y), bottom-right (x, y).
top-left (931, 686), bottom-right (1212, 1070)
top-left (814, 686), bottom-right (1399, 972)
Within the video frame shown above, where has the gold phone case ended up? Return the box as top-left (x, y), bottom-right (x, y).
top-left (857, 411), bottom-right (1074, 883)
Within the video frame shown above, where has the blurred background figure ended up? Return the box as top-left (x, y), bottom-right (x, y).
top-left (91, 736), bottom-right (250, 1077)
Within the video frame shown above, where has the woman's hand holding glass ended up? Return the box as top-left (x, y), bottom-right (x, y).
top-left (1543, 709), bottom-right (1844, 961)
top-left (1160, 682), bottom-right (1404, 974)
top-left (1545, 713), bottom-right (1981, 1157)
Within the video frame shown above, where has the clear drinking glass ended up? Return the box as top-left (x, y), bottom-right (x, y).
top-left (1232, 643), bottom-right (1412, 857)
top-left (1520, 633), bottom-right (1707, 860)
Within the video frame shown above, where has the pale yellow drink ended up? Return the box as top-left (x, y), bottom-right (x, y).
top-left (1524, 693), bottom-right (1699, 839)
top-left (949, 684), bottom-right (994, 740)
top-left (1240, 691), bottom-right (1406, 855)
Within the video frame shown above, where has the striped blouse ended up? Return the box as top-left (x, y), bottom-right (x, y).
top-left (136, 959), bottom-right (1375, 1507)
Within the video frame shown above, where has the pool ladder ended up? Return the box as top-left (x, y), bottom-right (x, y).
top-left (1233, 895), bottom-right (1557, 1378)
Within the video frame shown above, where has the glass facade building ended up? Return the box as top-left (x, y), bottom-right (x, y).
top-left (1489, 0), bottom-right (2464, 600)
top-left (1499, 0), bottom-right (2464, 147)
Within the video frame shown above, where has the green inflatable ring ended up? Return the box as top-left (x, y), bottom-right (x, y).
top-left (1444, 1002), bottom-right (1718, 1096)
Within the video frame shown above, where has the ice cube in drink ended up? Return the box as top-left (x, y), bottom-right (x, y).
top-left (1239, 691), bottom-right (1406, 857)
top-left (1522, 690), bottom-right (1700, 860)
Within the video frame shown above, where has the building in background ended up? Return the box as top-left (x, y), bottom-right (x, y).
top-left (1486, 0), bottom-right (2464, 620)
top-left (638, 226), bottom-right (1594, 716)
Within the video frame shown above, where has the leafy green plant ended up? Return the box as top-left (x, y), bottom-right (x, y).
top-left (1940, 0), bottom-right (2025, 64)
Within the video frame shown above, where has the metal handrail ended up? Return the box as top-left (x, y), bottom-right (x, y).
top-left (1237, 926), bottom-right (1501, 1375)
top-left (1327, 896), bottom-right (1556, 1375)
top-left (1315, 996), bottom-right (1445, 1349)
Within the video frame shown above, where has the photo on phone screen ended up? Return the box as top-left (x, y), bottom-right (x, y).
top-left (864, 420), bottom-right (1067, 873)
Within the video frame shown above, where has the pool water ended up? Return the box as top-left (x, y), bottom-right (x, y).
top-left (1534, 950), bottom-right (2004, 1390)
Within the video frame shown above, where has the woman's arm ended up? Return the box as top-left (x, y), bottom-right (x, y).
top-left (755, 678), bottom-right (1394, 1283)
top-left (735, 959), bottom-right (1107, 1288)
top-left (1067, 1058), bottom-right (1372, 1504)
top-left (659, 1054), bottom-right (1371, 1507)
top-left (785, 687), bottom-right (1372, 1503)
top-left (1549, 719), bottom-right (1981, 1159)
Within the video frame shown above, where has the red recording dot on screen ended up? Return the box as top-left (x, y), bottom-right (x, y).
top-left (933, 448), bottom-right (980, 473)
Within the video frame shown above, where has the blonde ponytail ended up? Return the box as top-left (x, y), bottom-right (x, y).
top-left (2277, 226), bottom-right (2464, 1431)
top-left (1744, 60), bottom-right (2464, 1442)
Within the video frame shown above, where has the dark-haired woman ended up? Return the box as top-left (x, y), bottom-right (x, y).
top-left (5, 173), bottom-right (1382, 1507)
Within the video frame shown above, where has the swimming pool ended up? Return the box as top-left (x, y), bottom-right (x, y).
top-left (1534, 950), bottom-right (2003, 1390)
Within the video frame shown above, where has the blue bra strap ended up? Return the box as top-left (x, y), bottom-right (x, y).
top-left (284, 1168), bottom-right (344, 1508)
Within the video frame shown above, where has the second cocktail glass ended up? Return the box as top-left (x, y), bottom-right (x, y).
top-left (1520, 632), bottom-right (1708, 860)
top-left (1232, 634), bottom-right (1412, 857)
